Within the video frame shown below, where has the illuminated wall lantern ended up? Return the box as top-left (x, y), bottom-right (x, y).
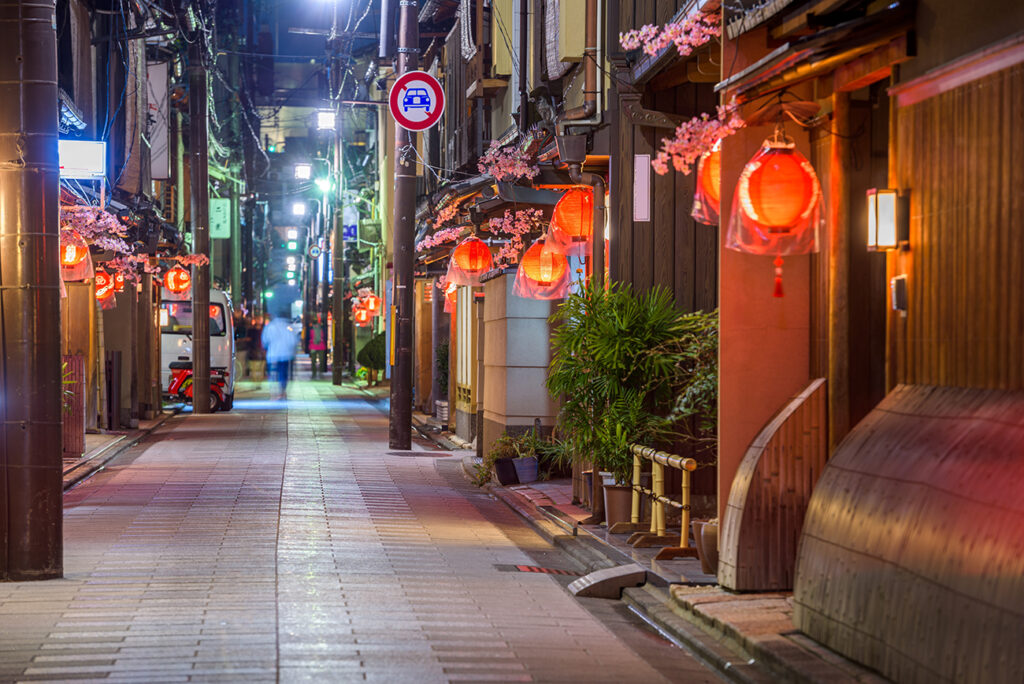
top-left (452, 237), bottom-right (492, 276)
top-left (550, 188), bottom-right (594, 243)
top-left (164, 266), bottom-right (191, 293)
top-left (94, 270), bottom-right (115, 300)
top-left (363, 294), bottom-right (382, 315)
top-left (60, 231), bottom-right (89, 266)
top-left (113, 273), bottom-right (126, 293)
top-left (866, 189), bottom-right (909, 251)
top-left (294, 163), bottom-right (312, 180)
top-left (353, 306), bottom-right (370, 325)
top-left (292, 202), bottom-right (305, 216)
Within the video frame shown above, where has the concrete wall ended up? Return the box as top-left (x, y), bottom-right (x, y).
top-left (480, 274), bottom-right (559, 458)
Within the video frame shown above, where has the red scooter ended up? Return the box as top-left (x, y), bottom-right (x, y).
top-left (168, 361), bottom-right (229, 412)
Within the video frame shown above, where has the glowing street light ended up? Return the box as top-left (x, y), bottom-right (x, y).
top-left (287, 241), bottom-right (298, 251)
top-left (287, 229), bottom-right (298, 240)
top-left (286, 256), bottom-right (296, 266)
top-left (286, 271), bottom-right (296, 279)
top-left (288, 279), bottom-right (296, 286)
top-left (316, 110), bottom-right (336, 130)
top-left (294, 163), bottom-right (312, 180)
top-left (315, 177), bottom-right (332, 194)
top-left (291, 202), bottom-right (305, 216)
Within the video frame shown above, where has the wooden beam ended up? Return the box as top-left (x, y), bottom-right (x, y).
top-left (834, 35), bottom-right (909, 92)
top-left (828, 91), bottom-right (851, 451)
top-left (770, 0), bottom-right (850, 41)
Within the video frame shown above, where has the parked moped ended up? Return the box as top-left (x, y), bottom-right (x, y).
top-left (167, 360), bottom-right (229, 412)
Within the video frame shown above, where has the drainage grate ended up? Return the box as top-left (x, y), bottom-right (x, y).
top-left (494, 564), bottom-right (580, 576)
top-left (386, 451), bottom-right (452, 458)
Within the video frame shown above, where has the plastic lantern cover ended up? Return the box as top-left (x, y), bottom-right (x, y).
top-left (95, 270), bottom-right (117, 309)
top-left (548, 187), bottom-right (594, 257)
top-left (60, 231), bottom-right (94, 282)
top-left (445, 237), bottom-right (493, 286)
top-left (442, 281), bottom-right (457, 313)
top-left (726, 137), bottom-right (822, 297)
top-left (113, 272), bottom-right (126, 293)
top-left (513, 238), bottom-right (570, 300)
top-left (163, 267), bottom-right (192, 300)
top-left (363, 294), bottom-right (382, 315)
top-left (692, 140), bottom-right (721, 225)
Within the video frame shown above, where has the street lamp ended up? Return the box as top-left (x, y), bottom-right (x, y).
top-left (287, 229), bottom-right (298, 240)
top-left (291, 202), bottom-right (305, 216)
top-left (315, 177), bottom-right (332, 194)
top-left (294, 163), bottom-right (312, 180)
top-left (316, 110), bottom-right (336, 130)
top-left (286, 256), bottom-right (296, 266)
top-left (287, 241), bottom-right (298, 251)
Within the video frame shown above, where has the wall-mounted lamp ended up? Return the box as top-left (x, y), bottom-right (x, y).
top-left (890, 274), bottom-right (908, 315)
top-left (866, 189), bottom-right (909, 251)
top-left (294, 163), bottom-right (312, 180)
top-left (315, 110), bottom-right (336, 130)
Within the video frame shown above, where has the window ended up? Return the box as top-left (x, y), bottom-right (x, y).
top-left (160, 301), bottom-right (227, 336)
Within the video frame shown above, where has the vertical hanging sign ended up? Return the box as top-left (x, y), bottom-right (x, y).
top-left (147, 61), bottom-right (170, 180)
top-left (210, 197), bottom-right (231, 239)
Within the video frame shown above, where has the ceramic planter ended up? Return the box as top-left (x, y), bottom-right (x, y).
top-left (493, 458), bottom-right (519, 486)
top-left (603, 484), bottom-right (633, 528)
top-left (512, 456), bottom-right (538, 484)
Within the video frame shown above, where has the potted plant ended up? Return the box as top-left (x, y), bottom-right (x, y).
top-left (474, 432), bottom-right (521, 486)
top-left (435, 340), bottom-right (449, 421)
top-left (547, 283), bottom-right (689, 525)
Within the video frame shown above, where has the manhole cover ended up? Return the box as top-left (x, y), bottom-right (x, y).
top-left (494, 564), bottom-right (580, 576)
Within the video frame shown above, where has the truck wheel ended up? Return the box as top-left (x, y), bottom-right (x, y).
top-left (209, 391), bottom-right (223, 412)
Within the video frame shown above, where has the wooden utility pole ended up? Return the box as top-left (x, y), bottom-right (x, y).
top-left (388, 0), bottom-right (419, 450)
top-left (0, 0), bottom-right (63, 580)
top-left (189, 38), bottom-right (211, 413)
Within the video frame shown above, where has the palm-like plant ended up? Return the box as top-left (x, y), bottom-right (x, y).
top-left (546, 282), bottom-right (690, 482)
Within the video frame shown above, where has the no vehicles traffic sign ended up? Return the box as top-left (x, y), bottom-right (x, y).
top-left (389, 71), bottom-right (445, 132)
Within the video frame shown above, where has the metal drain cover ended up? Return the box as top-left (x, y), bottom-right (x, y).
top-left (494, 564), bottom-right (580, 576)
top-left (386, 451), bottom-right (452, 458)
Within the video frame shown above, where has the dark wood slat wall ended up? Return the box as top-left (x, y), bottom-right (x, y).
top-left (892, 64), bottom-right (1024, 391)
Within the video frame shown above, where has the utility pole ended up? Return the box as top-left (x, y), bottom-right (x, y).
top-left (0, 0), bottom-right (63, 581)
top-left (189, 38), bottom-right (211, 413)
top-left (388, 0), bottom-right (419, 450)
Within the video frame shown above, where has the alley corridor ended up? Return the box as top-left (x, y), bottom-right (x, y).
top-left (0, 374), bottom-right (718, 683)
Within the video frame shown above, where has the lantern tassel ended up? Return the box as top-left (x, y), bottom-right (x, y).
top-left (773, 256), bottom-right (785, 298)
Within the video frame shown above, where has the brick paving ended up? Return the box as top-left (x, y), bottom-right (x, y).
top-left (0, 376), bottom-right (718, 683)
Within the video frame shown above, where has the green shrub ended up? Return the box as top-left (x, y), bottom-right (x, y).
top-left (435, 340), bottom-right (449, 396)
top-left (357, 332), bottom-right (387, 371)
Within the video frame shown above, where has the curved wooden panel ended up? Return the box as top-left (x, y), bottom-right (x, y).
top-left (793, 384), bottom-right (1024, 684)
top-left (719, 379), bottom-right (828, 591)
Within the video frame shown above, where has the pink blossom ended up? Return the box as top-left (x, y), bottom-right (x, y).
top-left (416, 225), bottom-right (464, 252)
top-left (620, 11), bottom-right (720, 58)
top-left (652, 102), bottom-right (744, 176)
top-left (60, 205), bottom-right (132, 254)
top-left (488, 208), bottom-right (544, 265)
top-left (478, 141), bottom-right (540, 182)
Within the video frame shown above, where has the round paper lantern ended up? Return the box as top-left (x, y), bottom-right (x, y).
top-left (520, 240), bottom-right (568, 286)
top-left (551, 188), bottom-right (593, 242)
top-left (737, 144), bottom-right (820, 231)
top-left (363, 294), bottom-right (381, 314)
top-left (60, 231), bottom-right (89, 266)
top-left (94, 270), bottom-right (115, 300)
top-left (113, 273), bottom-right (126, 293)
top-left (698, 141), bottom-right (722, 209)
top-left (353, 306), bottom-right (370, 325)
top-left (164, 267), bottom-right (191, 293)
top-left (452, 237), bottom-right (492, 275)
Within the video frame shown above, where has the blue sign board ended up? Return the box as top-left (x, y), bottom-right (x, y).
top-left (342, 224), bottom-right (358, 242)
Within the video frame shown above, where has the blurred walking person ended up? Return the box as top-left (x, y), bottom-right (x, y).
top-left (307, 316), bottom-right (327, 379)
top-left (261, 312), bottom-right (298, 400)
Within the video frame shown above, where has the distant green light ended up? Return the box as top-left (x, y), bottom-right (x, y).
top-left (287, 241), bottom-right (297, 250)
top-left (286, 271), bottom-right (295, 279)
top-left (267, 144), bottom-right (277, 153)
top-left (264, 290), bottom-right (274, 298)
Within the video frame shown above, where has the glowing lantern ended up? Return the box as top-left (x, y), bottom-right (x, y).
top-left (520, 239), bottom-right (567, 285)
top-left (692, 140), bottom-right (721, 225)
top-left (113, 273), bottom-right (126, 293)
top-left (737, 144), bottom-right (820, 232)
top-left (363, 294), bottom-right (382, 315)
top-left (726, 133), bottom-right (822, 297)
top-left (452, 237), bottom-right (492, 275)
top-left (353, 306), bottom-right (370, 325)
top-left (550, 188), bottom-right (593, 243)
top-left (164, 267), bottom-right (191, 293)
top-left (94, 270), bottom-right (115, 300)
top-left (60, 231), bottom-right (89, 266)
top-left (443, 281), bottom-right (457, 313)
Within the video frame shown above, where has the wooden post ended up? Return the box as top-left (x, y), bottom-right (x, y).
top-left (828, 92), bottom-right (851, 450)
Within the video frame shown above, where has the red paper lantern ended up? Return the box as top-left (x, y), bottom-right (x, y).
top-left (60, 231), bottom-right (89, 266)
top-left (363, 294), bottom-right (381, 314)
top-left (113, 273), bottom-right (126, 293)
top-left (164, 267), bottom-right (191, 293)
top-left (520, 240), bottom-right (568, 286)
top-left (551, 188), bottom-right (593, 242)
top-left (353, 306), bottom-right (370, 324)
top-left (95, 270), bottom-right (115, 300)
top-left (737, 145), bottom-right (820, 231)
top-left (698, 142), bottom-right (721, 210)
top-left (452, 237), bottom-right (492, 275)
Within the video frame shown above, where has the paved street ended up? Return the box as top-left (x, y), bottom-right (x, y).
top-left (0, 373), bottom-right (719, 683)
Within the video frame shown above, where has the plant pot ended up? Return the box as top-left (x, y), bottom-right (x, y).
top-left (493, 458), bottom-right (519, 486)
top-left (692, 521), bottom-right (710, 574)
top-left (603, 484), bottom-right (633, 528)
top-left (512, 456), bottom-right (538, 484)
top-left (582, 470), bottom-right (594, 506)
top-left (435, 400), bottom-right (449, 422)
top-left (701, 521), bottom-right (719, 576)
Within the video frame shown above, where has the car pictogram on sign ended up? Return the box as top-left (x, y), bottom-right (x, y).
top-left (402, 88), bottom-right (431, 112)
